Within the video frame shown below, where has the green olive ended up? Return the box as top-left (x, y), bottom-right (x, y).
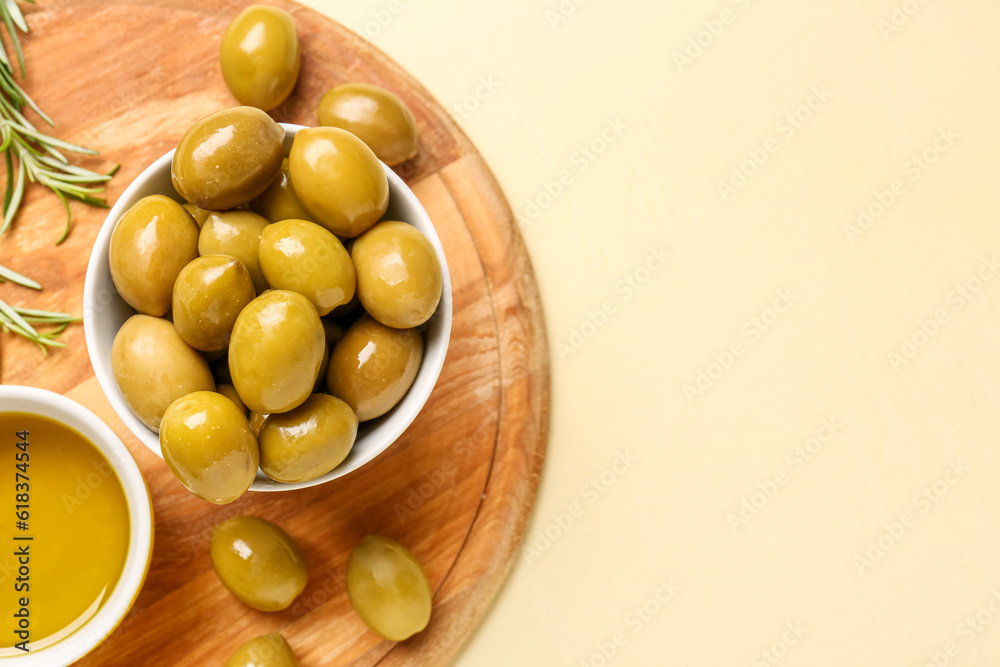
top-left (251, 159), bottom-right (317, 224)
top-left (160, 391), bottom-right (259, 504)
top-left (314, 343), bottom-right (330, 392)
top-left (211, 516), bottom-right (307, 611)
top-left (172, 255), bottom-right (256, 352)
top-left (326, 317), bottom-right (422, 421)
top-left (249, 410), bottom-right (268, 435)
top-left (199, 210), bottom-right (272, 293)
top-left (258, 219), bottom-right (355, 316)
top-left (347, 535), bottom-right (432, 641)
top-left (109, 195), bottom-right (199, 316)
top-left (351, 221), bottom-right (442, 328)
top-left (217, 383), bottom-right (247, 414)
top-left (182, 202), bottom-right (213, 228)
top-left (229, 290), bottom-right (325, 414)
top-left (220, 5), bottom-right (300, 112)
top-left (288, 126), bottom-right (388, 238)
top-left (225, 633), bottom-right (298, 667)
top-left (172, 106), bottom-right (284, 210)
top-left (318, 83), bottom-right (418, 166)
top-left (259, 394), bottom-right (357, 483)
top-left (111, 315), bottom-right (215, 431)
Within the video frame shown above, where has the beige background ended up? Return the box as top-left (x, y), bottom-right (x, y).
top-left (300, 0), bottom-right (1000, 664)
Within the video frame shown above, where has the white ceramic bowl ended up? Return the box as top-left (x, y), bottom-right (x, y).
top-left (83, 123), bottom-right (452, 492)
top-left (0, 386), bottom-right (153, 666)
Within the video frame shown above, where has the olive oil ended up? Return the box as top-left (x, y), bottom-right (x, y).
top-left (0, 412), bottom-right (130, 655)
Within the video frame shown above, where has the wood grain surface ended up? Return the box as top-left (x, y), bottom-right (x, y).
top-left (0, 1), bottom-right (549, 664)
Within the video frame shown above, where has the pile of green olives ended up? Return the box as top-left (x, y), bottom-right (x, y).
top-left (113, 7), bottom-right (443, 658)
top-left (109, 103), bottom-right (441, 504)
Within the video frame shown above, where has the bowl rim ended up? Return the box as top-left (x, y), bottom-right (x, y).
top-left (0, 386), bottom-right (153, 665)
top-left (83, 122), bottom-right (452, 492)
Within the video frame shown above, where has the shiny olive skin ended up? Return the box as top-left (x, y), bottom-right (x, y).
top-left (217, 383), bottom-right (247, 414)
top-left (318, 83), bottom-right (418, 166)
top-left (225, 633), bottom-right (298, 667)
top-left (109, 195), bottom-right (199, 316)
top-left (160, 391), bottom-right (259, 504)
top-left (211, 516), bottom-right (307, 611)
top-left (182, 202), bottom-right (212, 228)
top-left (351, 221), bottom-right (442, 328)
top-left (347, 535), bottom-right (432, 641)
top-left (112, 315), bottom-right (215, 431)
top-left (172, 255), bottom-right (256, 352)
top-left (259, 394), bottom-right (357, 483)
top-left (326, 317), bottom-right (423, 421)
top-left (172, 106), bottom-right (284, 210)
top-left (259, 219), bottom-right (356, 316)
top-left (251, 159), bottom-right (316, 223)
top-left (314, 343), bottom-right (330, 392)
top-left (288, 126), bottom-right (388, 238)
top-left (229, 290), bottom-right (325, 414)
top-left (220, 5), bottom-right (300, 112)
top-left (199, 210), bottom-right (272, 293)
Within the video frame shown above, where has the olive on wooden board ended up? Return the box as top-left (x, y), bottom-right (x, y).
top-left (211, 516), bottom-right (308, 612)
top-left (317, 83), bottom-right (418, 166)
top-left (224, 633), bottom-right (299, 667)
top-left (220, 5), bottom-right (300, 112)
top-left (347, 535), bottom-right (432, 641)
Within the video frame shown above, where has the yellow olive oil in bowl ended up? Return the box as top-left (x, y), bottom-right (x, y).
top-left (0, 386), bottom-right (152, 666)
top-left (0, 413), bottom-right (130, 655)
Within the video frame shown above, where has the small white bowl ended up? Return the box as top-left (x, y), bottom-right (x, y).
top-left (0, 386), bottom-right (153, 665)
top-left (83, 123), bottom-right (452, 492)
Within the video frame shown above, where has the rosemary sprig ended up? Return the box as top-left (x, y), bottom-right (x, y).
top-left (0, 297), bottom-right (76, 352)
top-left (0, 0), bottom-right (116, 351)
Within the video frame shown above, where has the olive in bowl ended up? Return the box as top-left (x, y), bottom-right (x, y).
top-left (84, 121), bottom-right (452, 494)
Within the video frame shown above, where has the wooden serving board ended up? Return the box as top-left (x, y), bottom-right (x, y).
top-left (0, 1), bottom-right (549, 664)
